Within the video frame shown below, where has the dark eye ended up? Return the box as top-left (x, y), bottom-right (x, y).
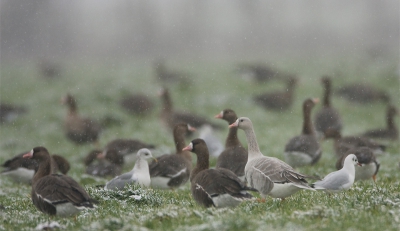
top-left (240, 119), bottom-right (243, 122)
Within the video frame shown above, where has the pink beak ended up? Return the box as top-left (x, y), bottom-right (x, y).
top-left (214, 111), bottom-right (223, 119)
top-left (23, 150), bottom-right (33, 159)
top-left (187, 125), bottom-right (196, 132)
top-left (182, 143), bottom-right (193, 152)
top-left (228, 120), bottom-right (239, 128)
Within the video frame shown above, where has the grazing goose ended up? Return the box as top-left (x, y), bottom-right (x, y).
top-left (230, 117), bottom-right (314, 200)
top-left (336, 147), bottom-right (380, 182)
top-left (1, 152), bottom-right (70, 184)
top-left (361, 105), bottom-right (399, 141)
top-left (314, 77), bottom-right (343, 138)
top-left (335, 83), bottom-right (390, 104)
top-left (214, 109), bottom-right (248, 180)
top-left (159, 87), bottom-right (223, 132)
top-left (119, 93), bottom-right (154, 116)
top-left (102, 139), bottom-right (155, 164)
top-left (183, 139), bottom-right (254, 208)
top-left (149, 123), bottom-right (195, 189)
top-left (105, 149), bottom-right (155, 190)
top-left (284, 98), bottom-right (322, 168)
top-left (253, 77), bottom-right (298, 111)
top-left (0, 103), bottom-right (28, 123)
top-left (324, 129), bottom-right (386, 157)
top-left (84, 149), bottom-right (123, 177)
top-left (61, 94), bottom-right (101, 145)
top-left (312, 154), bottom-right (360, 193)
top-left (23, 147), bottom-right (97, 217)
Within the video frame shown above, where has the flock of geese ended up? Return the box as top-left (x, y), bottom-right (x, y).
top-left (0, 63), bottom-right (398, 218)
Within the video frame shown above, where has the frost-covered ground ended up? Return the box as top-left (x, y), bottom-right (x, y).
top-left (0, 56), bottom-right (399, 230)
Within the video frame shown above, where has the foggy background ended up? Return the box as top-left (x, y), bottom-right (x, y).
top-left (1, 0), bottom-right (399, 63)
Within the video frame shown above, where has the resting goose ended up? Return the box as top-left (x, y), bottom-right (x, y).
top-left (336, 147), bottom-right (380, 182)
top-left (119, 93), bottom-right (154, 116)
top-left (231, 117), bottom-right (314, 200)
top-left (23, 147), bottom-right (97, 217)
top-left (1, 152), bottom-right (70, 184)
top-left (149, 123), bottom-right (195, 189)
top-left (237, 63), bottom-right (279, 83)
top-left (284, 98), bottom-right (322, 168)
top-left (312, 154), bottom-right (360, 193)
top-left (105, 148), bottom-right (155, 190)
top-left (253, 77), bottom-right (298, 111)
top-left (183, 139), bottom-right (254, 208)
top-left (102, 139), bottom-right (155, 164)
top-left (314, 77), bottom-right (343, 138)
top-left (84, 149), bottom-right (123, 177)
top-left (159, 87), bottom-right (223, 132)
top-left (361, 105), bottom-right (399, 141)
top-left (61, 94), bottom-right (101, 145)
top-left (335, 83), bottom-right (390, 104)
top-left (0, 103), bottom-right (28, 123)
top-left (214, 109), bottom-right (248, 180)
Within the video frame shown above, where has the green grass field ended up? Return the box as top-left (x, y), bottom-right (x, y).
top-left (0, 56), bottom-right (399, 231)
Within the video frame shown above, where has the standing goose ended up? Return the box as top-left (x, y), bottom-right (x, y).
top-left (149, 123), bottom-right (195, 189)
top-left (314, 77), bottom-right (343, 138)
top-left (23, 147), bottom-right (97, 217)
top-left (183, 139), bottom-right (254, 208)
top-left (336, 147), bottom-right (380, 182)
top-left (61, 94), bottom-right (101, 145)
top-left (361, 105), bottom-right (399, 141)
top-left (84, 149), bottom-right (123, 177)
top-left (230, 117), bottom-right (314, 200)
top-left (284, 98), bottom-right (322, 168)
top-left (105, 149), bottom-right (155, 190)
top-left (1, 152), bottom-right (70, 184)
top-left (324, 129), bottom-right (386, 157)
top-left (214, 109), bottom-right (248, 180)
top-left (312, 154), bottom-right (360, 193)
top-left (159, 88), bottom-right (223, 132)
top-left (253, 77), bottom-right (298, 111)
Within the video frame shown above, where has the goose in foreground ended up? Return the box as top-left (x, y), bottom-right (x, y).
top-left (159, 88), bottom-right (223, 132)
top-left (84, 149), bottom-right (123, 177)
top-left (361, 105), bottom-right (399, 141)
top-left (1, 152), bottom-right (70, 184)
top-left (61, 94), bottom-right (101, 145)
top-left (149, 123), bottom-right (195, 189)
top-left (312, 154), bottom-right (361, 193)
top-left (183, 139), bottom-right (254, 208)
top-left (335, 83), bottom-right (390, 104)
top-left (324, 129), bottom-right (386, 157)
top-left (336, 147), bottom-right (380, 182)
top-left (0, 103), bottom-right (28, 123)
top-left (230, 117), bottom-right (315, 200)
top-left (284, 98), bottom-right (322, 168)
top-left (214, 109), bottom-right (248, 180)
top-left (105, 149), bottom-right (155, 190)
top-left (119, 93), bottom-right (154, 116)
top-left (314, 77), bottom-right (343, 138)
top-left (102, 139), bottom-right (155, 164)
top-left (23, 147), bottom-right (97, 217)
top-left (253, 76), bottom-right (298, 111)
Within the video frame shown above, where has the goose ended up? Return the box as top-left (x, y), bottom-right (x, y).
top-left (119, 93), bottom-right (154, 116)
top-left (183, 139), bottom-right (254, 208)
top-left (361, 105), bottom-right (398, 141)
top-left (230, 117), bottom-right (314, 200)
top-left (84, 149), bottom-right (123, 177)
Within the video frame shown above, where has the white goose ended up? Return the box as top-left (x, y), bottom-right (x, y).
top-left (230, 117), bottom-right (314, 199)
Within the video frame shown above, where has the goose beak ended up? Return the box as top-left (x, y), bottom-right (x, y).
top-left (228, 119), bottom-right (239, 128)
top-left (312, 98), bottom-right (320, 104)
top-left (357, 163), bottom-right (362, 166)
top-left (214, 111), bottom-right (223, 119)
top-left (23, 150), bottom-right (33, 159)
top-left (187, 124), bottom-right (196, 132)
top-left (182, 143), bottom-right (193, 151)
top-left (97, 151), bottom-right (106, 159)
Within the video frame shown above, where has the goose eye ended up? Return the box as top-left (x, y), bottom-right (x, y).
top-left (240, 119), bottom-right (243, 122)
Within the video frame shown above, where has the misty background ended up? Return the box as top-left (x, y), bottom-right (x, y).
top-left (1, 0), bottom-right (399, 63)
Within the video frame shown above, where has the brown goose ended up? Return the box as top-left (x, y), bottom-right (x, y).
top-left (1, 152), bottom-right (70, 184)
top-left (336, 147), bottom-right (380, 182)
top-left (335, 83), bottom-right (390, 104)
top-left (325, 129), bottom-right (386, 157)
top-left (23, 147), bottom-right (97, 217)
top-left (119, 93), bottom-right (154, 116)
top-left (214, 109), bottom-right (248, 180)
top-left (314, 77), bottom-right (343, 138)
top-left (237, 63), bottom-right (279, 83)
top-left (84, 149), bottom-right (123, 177)
top-left (154, 60), bottom-right (191, 86)
top-left (159, 87), bottom-right (223, 131)
top-left (253, 77), bottom-right (298, 111)
top-left (149, 123), bottom-right (195, 189)
top-left (284, 98), bottom-right (322, 168)
top-left (102, 139), bottom-right (155, 164)
top-left (183, 139), bottom-right (254, 208)
top-left (361, 105), bottom-right (399, 141)
top-left (0, 103), bottom-right (28, 123)
top-left (61, 94), bottom-right (101, 145)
